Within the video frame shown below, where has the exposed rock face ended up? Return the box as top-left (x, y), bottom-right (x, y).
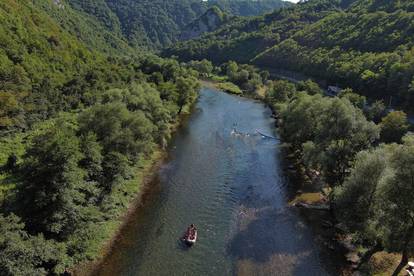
top-left (179, 6), bottom-right (228, 41)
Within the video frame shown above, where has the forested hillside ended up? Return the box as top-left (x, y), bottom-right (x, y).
top-left (64, 0), bottom-right (291, 49)
top-left (165, 0), bottom-right (414, 110)
top-left (0, 0), bottom-right (200, 274)
top-left (34, 0), bottom-right (133, 55)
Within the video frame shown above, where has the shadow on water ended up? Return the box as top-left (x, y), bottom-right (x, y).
top-left (228, 208), bottom-right (306, 262)
top-left (227, 206), bottom-right (332, 275)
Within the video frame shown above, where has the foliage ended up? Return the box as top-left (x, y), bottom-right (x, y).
top-left (0, 1), bottom-right (202, 273)
top-left (380, 111), bottom-right (409, 143)
top-left (63, 0), bottom-right (290, 50)
top-left (297, 79), bottom-right (323, 95)
top-left (266, 80), bottom-right (297, 103)
top-left (187, 59), bottom-right (214, 77)
top-left (365, 100), bottom-right (386, 123)
top-left (339, 88), bottom-right (367, 109)
top-left (17, 120), bottom-right (88, 238)
top-left (221, 61), bottom-right (265, 93)
top-left (278, 92), bottom-right (379, 185)
top-left (335, 135), bottom-right (414, 275)
top-left (0, 214), bottom-right (66, 276)
top-left (217, 82), bottom-right (243, 95)
top-left (165, 0), bottom-right (414, 111)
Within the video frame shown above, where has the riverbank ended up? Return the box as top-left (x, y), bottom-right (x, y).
top-left (204, 78), bottom-right (358, 273)
top-left (89, 86), bottom-right (339, 275)
top-left (72, 99), bottom-right (197, 275)
top-left (205, 77), bottom-right (409, 275)
top-left (72, 149), bottom-right (164, 275)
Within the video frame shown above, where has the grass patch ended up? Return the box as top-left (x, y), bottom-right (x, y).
top-left (210, 75), bottom-right (228, 82)
top-left (290, 192), bottom-right (324, 205)
top-left (369, 251), bottom-right (402, 276)
top-left (217, 82), bottom-right (243, 95)
top-left (255, 85), bottom-right (266, 98)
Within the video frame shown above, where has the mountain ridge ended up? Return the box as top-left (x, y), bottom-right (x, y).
top-left (164, 0), bottom-right (414, 110)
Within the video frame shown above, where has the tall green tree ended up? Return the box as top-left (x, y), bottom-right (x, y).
top-left (18, 122), bottom-right (87, 238)
top-left (303, 97), bottom-right (379, 185)
top-left (266, 80), bottom-right (297, 103)
top-left (380, 111), bottom-right (409, 143)
top-left (334, 146), bottom-right (392, 266)
top-left (365, 100), bottom-right (386, 123)
top-left (297, 79), bottom-right (323, 95)
top-left (176, 77), bottom-right (199, 114)
top-left (375, 136), bottom-right (414, 276)
top-left (0, 214), bottom-right (66, 275)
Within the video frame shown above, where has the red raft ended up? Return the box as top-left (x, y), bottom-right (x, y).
top-left (182, 224), bottom-right (197, 246)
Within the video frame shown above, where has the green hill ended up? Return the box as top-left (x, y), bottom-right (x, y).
top-left (164, 0), bottom-right (414, 110)
top-left (0, 1), bottom-right (201, 274)
top-left (63, 0), bottom-right (291, 49)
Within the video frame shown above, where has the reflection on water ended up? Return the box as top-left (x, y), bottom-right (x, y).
top-left (93, 88), bottom-right (337, 276)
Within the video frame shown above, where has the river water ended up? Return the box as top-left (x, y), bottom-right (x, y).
top-left (94, 87), bottom-right (337, 276)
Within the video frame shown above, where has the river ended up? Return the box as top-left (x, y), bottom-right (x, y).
top-left (93, 87), bottom-right (338, 276)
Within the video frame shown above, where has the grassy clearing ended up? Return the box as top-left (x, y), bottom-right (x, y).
top-left (209, 75), bottom-right (228, 82)
top-left (290, 192), bottom-right (324, 205)
top-left (217, 82), bottom-right (243, 94)
top-left (369, 251), bottom-right (403, 276)
top-left (255, 85), bottom-right (266, 99)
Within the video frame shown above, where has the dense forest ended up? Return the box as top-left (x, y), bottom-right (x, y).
top-left (63, 0), bottom-right (291, 49)
top-left (0, 0), bottom-right (201, 274)
top-left (164, 0), bottom-right (414, 111)
top-left (3, 0), bottom-right (414, 274)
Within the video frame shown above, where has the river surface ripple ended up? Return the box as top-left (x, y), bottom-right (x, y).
top-left (94, 87), bottom-right (337, 276)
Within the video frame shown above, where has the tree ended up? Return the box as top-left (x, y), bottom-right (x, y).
top-left (335, 147), bottom-right (389, 231)
top-left (266, 80), bottom-right (296, 103)
top-left (18, 122), bottom-right (87, 238)
top-left (0, 91), bottom-right (25, 130)
top-left (176, 77), bottom-right (199, 114)
top-left (380, 111), bottom-right (409, 143)
top-left (365, 100), bottom-right (386, 123)
top-left (297, 79), bottom-right (323, 95)
top-left (374, 136), bottom-right (414, 275)
top-left (304, 97), bottom-right (379, 185)
top-left (226, 61), bottom-right (239, 81)
top-left (335, 135), bottom-right (414, 274)
top-left (189, 59), bottom-right (213, 77)
top-left (279, 92), bottom-right (324, 151)
top-left (334, 146), bottom-right (392, 266)
top-left (338, 88), bottom-right (366, 109)
top-left (78, 103), bottom-right (155, 160)
top-left (0, 214), bottom-right (66, 275)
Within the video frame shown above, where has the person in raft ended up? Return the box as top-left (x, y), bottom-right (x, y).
top-left (186, 224), bottom-right (196, 238)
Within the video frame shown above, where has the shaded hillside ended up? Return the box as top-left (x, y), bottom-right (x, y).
top-left (64, 0), bottom-right (291, 49)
